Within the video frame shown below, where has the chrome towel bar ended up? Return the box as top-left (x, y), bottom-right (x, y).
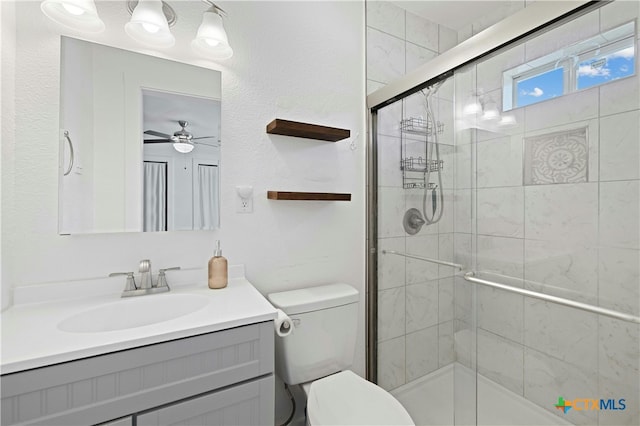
top-left (464, 272), bottom-right (640, 325)
top-left (381, 250), bottom-right (464, 270)
top-left (379, 250), bottom-right (639, 324)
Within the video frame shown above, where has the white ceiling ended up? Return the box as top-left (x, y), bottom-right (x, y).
top-left (393, 0), bottom-right (510, 31)
top-left (143, 90), bottom-right (220, 143)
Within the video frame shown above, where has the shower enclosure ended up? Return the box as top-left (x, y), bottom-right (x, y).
top-left (367, 1), bottom-right (639, 425)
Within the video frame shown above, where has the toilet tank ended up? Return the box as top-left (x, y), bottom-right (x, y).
top-left (268, 283), bottom-right (359, 385)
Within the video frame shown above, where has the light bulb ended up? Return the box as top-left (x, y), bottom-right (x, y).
top-left (142, 22), bottom-right (160, 33)
top-left (62, 3), bottom-right (84, 15)
top-left (498, 115), bottom-right (517, 127)
top-left (204, 38), bottom-right (220, 47)
top-left (463, 102), bottom-right (482, 116)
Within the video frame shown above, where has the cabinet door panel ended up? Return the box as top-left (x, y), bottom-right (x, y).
top-left (136, 375), bottom-right (274, 426)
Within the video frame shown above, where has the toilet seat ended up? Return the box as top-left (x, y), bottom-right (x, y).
top-left (306, 370), bottom-right (414, 425)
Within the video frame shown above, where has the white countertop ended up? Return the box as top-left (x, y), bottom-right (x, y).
top-left (1, 270), bottom-right (277, 374)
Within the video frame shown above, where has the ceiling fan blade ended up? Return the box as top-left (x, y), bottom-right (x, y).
top-left (143, 139), bottom-right (172, 143)
top-left (193, 141), bottom-right (219, 147)
top-left (144, 130), bottom-right (172, 138)
top-left (191, 136), bottom-right (216, 140)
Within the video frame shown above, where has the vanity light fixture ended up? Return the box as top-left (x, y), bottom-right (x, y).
top-left (191, 1), bottom-right (233, 60)
top-left (40, 0), bottom-right (105, 33)
top-left (125, 0), bottom-right (176, 48)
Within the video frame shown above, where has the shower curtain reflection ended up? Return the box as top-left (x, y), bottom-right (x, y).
top-left (143, 161), bottom-right (167, 232)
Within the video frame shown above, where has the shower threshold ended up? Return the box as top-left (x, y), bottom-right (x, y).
top-left (391, 363), bottom-right (573, 426)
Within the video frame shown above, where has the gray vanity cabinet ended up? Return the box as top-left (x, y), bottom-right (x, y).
top-left (137, 375), bottom-right (273, 426)
top-left (1, 321), bottom-right (274, 426)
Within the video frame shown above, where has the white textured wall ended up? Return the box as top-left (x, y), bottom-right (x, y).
top-left (1, 0), bottom-right (365, 381)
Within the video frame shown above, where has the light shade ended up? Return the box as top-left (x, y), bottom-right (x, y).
top-left (481, 100), bottom-right (500, 121)
top-left (40, 0), bottom-right (105, 33)
top-left (191, 9), bottom-right (233, 60)
top-left (462, 101), bottom-right (482, 116)
top-left (173, 142), bottom-right (194, 153)
top-left (125, 0), bottom-right (175, 48)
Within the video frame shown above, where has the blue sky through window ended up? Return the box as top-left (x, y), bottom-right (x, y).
top-left (516, 67), bottom-right (564, 108)
top-left (577, 46), bottom-right (635, 90)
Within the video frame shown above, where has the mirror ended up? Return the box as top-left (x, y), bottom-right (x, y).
top-left (59, 37), bottom-right (222, 234)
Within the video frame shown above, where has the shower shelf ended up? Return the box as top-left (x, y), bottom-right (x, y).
top-left (399, 116), bottom-right (447, 190)
top-left (401, 157), bottom-right (443, 173)
top-left (401, 117), bottom-right (444, 135)
top-left (403, 182), bottom-right (437, 190)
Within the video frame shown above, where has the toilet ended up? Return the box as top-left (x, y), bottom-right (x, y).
top-left (268, 283), bottom-right (414, 426)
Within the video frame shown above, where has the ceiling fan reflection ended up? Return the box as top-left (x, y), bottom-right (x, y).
top-left (143, 120), bottom-right (218, 153)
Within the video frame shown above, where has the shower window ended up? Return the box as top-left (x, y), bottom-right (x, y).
top-left (576, 37), bottom-right (635, 89)
top-left (515, 66), bottom-right (564, 108)
top-left (504, 21), bottom-right (636, 110)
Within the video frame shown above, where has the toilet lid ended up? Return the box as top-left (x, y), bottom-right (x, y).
top-left (307, 371), bottom-right (414, 425)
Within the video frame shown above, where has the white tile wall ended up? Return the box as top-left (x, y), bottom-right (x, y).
top-left (524, 347), bottom-right (598, 426)
top-left (477, 329), bottom-right (524, 395)
top-left (406, 326), bottom-right (439, 381)
top-left (477, 287), bottom-right (524, 343)
top-left (405, 234), bottom-right (439, 283)
top-left (599, 110), bottom-right (640, 181)
top-left (378, 336), bottom-right (406, 391)
top-left (599, 180), bottom-right (640, 250)
top-left (405, 12), bottom-right (438, 52)
top-left (406, 281), bottom-right (439, 333)
top-left (476, 134), bottom-right (523, 188)
top-left (477, 187), bottom-right (525, 238)
top-left (598, 318), bottom-right (640, 426)
top-left (524, 239), bottom-right (598, 304)
top-left (598, 247), bottom-right (640, 316)
top-left (370, 1), bottom-right (461, 390)
top-left (477, 235), bottom-right (524, 279)
top-left (524, 183), bottom-right (598, 244)
top-left (378, 287), bottom-right (406, 341)
top-left (366, 0), bottom-right (405, 39)
top-left (524, 299), bottom-right (598, 370)
top-left (377, 237), bottom-right (405, 290)
top-left (438, 321), bottom-right (455, 367)
top-left (439, 278), bottom-right (455, 323)
top-left (367, 27), bottom-right (405, 84)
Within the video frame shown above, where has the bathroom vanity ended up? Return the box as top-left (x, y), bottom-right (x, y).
top-left (0, 270), bottom-right (276, 425)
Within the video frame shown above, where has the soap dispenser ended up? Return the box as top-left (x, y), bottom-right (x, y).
top-left (208, 240), bottom-right (228, 289)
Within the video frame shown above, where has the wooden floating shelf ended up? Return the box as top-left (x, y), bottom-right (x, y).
top-left (267, 191), bottom-right (352, 201)
top-left (266, 119), bottom-right (350, 142)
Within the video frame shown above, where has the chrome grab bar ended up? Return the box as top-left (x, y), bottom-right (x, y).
top-left (464, 272), bottom-right (640, 325)
top-left (63, 130), bottom-right (74, 176)
top-left (382, 250), bottom-right (464, 270)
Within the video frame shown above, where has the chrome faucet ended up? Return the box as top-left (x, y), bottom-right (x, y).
top-left (109, 260), bottom-right (180, 297)
top-left (138, 259), bottom-right (153, 290)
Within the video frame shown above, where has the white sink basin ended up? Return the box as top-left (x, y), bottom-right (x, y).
top-left (58, 293), bottom-right (210, 333)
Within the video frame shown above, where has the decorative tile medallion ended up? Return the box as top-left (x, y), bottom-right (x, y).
top-left (524, 127), bottom-right (588, 185)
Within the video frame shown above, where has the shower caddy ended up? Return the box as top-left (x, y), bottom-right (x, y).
top-left (399, 117), bottom-right (444, 189)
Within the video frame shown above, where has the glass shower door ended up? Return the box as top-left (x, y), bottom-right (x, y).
top-left (459, 2), bottom-right (640, 425)
top-left (374, 74), bottom-right (477, 425)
